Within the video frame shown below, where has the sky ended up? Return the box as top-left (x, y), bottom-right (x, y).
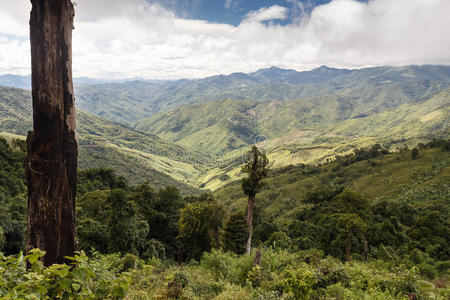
top-left (0, 0), bottom-right (449, 79)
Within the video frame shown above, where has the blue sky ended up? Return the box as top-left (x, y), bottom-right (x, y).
top-left (0, 0), bottom-right (449, 79)
top-left (157, 0), bottom-right (369, 26)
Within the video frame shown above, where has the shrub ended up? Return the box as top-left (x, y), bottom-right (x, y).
top-left (222, 212), bottom-right (248, 255)
top-left (265, 231), bottom-right (291, 250)
top-left (200, 249), bottom-right (253, 285)
top-left (0, 249), bottom-right (130, 299)
top-left (281, 263), bottom-right (317, 299)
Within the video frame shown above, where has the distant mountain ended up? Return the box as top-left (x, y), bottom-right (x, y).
top-left (73, 65), bottom-right (450, 125)
top-left (249, 65), bottom-right (352, 84)
top-left (0, 74), bottom-right (31, 89)
top-left (0, 86), bottom-right (206, 193)
top-left (0, 74), bottom-right (168, 90)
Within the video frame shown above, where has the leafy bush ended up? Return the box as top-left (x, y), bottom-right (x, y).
top-left (0, 249), bottom-right (129, 299)
top-left (280, 263), bottom-right (317, 299)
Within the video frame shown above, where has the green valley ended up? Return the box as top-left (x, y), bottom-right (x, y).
top-left (0, 86), bottom-right (206, 192)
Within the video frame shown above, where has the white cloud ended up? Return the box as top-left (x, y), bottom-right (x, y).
top-left (243, 6), bottom-right (288, 23)
top-left (0, 0), bottom-right (449, 79)
top-left (0, 1), bottom-right (31, 36)
top-left (0, 36), bottom-right (30, 74)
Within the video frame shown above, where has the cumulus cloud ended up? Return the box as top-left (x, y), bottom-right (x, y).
top-left (0, 0), bottom-right (449, 79)
top-left (243, 5), bottom-right (288, 23)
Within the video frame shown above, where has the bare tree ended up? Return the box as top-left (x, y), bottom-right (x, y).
top-left (26, 0), bottom-right (78, 266)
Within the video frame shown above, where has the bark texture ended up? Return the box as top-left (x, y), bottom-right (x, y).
top-left (246, 195), bottom-right (255, 254)
top-left (27, 0), bottom-right (77, 266)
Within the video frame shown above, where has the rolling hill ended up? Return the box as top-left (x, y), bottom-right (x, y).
top-left (133, 88), bottom-right (450, 155)
top-left (0, 86), bottom-right (207, 193)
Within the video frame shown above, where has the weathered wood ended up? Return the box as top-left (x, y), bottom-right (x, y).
top-left (27, 0), bottom-right (77, 266)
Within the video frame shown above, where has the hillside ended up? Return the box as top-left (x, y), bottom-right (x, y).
top-left (75, 65), bottom-right (450, 125)
top-left (214, 143), bottom-right (450, 225)
top-left (134, 88), bottom-right (450, 155)
top-left (0, 86), bottom-right (205, 192)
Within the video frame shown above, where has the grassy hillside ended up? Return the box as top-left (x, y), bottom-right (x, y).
top-left (214, 144), bottom-right (450, 225)
top-left (76, 65), bottom-right (450, 125)
top-left (134, 88), bottom-right (449, 156)
top-left (0, 86), bottom-right (206, 192)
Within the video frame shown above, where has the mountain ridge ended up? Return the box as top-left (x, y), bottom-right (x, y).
top-left (74, 64), bottom-right (450, 125)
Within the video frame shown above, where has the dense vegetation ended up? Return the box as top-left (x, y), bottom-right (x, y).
top-left (1, 136), bottom-right (449, 298)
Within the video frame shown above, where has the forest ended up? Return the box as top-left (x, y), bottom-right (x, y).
top-left (1, 136), bottom-right (449, 299)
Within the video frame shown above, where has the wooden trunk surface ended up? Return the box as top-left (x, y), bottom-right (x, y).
top-left (27, 0), bottom-right (78, 266)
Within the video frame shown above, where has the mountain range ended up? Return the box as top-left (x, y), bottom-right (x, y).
top-left (73, 65), bottom-right (450, 125)
top-left (1, 65), bottom-right (449, 190)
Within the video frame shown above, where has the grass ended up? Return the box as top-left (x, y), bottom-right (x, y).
top-left (213, 147), bottom-right (450, 225)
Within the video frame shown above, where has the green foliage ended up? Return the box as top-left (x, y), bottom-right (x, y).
top-left (0, 137), bottom-right (26, 255)
top-left (77, 168), bottom-right (129, 197)
top-left (76, 181), bottom-right (189, 261)
top-left (222, 212), bottom-right (248, 255)
top-left (241, 146), bottom-right (269, 197)
top-left (107, 189), bottom-right (149, 255)
top-left (200, 249), bottom-right (253, 285)
top-left (178, 198), bottom-right (225, 260)
top-left (216, 144), bottom-right (450, 276)
top-left (0, 249), bottom-right (130, 299)
top-left (0, 227), bottom-right (5, 251)
top-left (265, 231), bottom-right (292, 250)
top-left (281, 263), bottom-right (317, 299)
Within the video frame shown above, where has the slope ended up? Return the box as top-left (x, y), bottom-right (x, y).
top-left (214, 144), bottom-right (450, 225)
top-left (134, 88), bottom-right (450, 156)
top-left (0, 86), bottom-right (206, 192)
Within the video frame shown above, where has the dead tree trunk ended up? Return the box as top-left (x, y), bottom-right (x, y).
top-left (26, 0), bottom-right (77, 266)
top-left (246, 194), bottom-right (255, 254)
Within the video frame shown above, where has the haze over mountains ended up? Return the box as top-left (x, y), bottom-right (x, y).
top-left (0, 74), bottom-right (169, 90)
top-left (1, 64), bottom-right (449, 191)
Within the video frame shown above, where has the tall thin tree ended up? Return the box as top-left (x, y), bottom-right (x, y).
top-left (241, 146), bottom-right (268, 254)
top-left (26, 0), bottom-right (78, 266)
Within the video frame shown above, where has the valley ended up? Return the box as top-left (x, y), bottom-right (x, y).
top-left (1, 65), bottom-right (449, 192)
